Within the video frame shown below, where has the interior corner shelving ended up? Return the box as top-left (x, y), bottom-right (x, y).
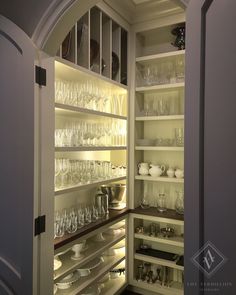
top-left (129, 13), bottom-right (185, 294)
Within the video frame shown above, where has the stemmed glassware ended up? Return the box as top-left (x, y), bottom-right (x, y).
top-left (139, 57), bottom-right (185, 87)
top-left (55, 79), bottom-right (127, 116)
top-left (55, 120), bottom-right (127, 147)
top-left (54, 159), bottom-right (126, 190)
top-left (54, 201), bottom-right (108, 239)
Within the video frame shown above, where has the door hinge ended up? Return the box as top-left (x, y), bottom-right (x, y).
top-left (35, 215), bottom-right (46, 236)
top-left (35, 65), bottom-right (46, 86)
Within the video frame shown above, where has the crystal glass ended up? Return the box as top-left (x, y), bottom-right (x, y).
top-left (157, 193), bottom-right (167, 213)
top-left (175, 190), bottom-right (184, 214)
top-left (175, 128), bottom-right (184, 146)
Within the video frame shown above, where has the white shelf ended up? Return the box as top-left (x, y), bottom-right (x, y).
top-left (55, 103), bottom-right (127, 121)
top-left (101, 275), bottom-right (126, 295)
top-left (55, 146), bottom-right (127, 152)
top-left (54, 232), bottom-right (126, 282)
top-left (135, 146), bottom-right (184, 151)
top-left (55, 57), bottom-right (128, 91)
top-left (136, 82), bottom-right (185, 93)
top-left (135, 175), bottom-right (184, 183)
top-left (135, 115), bottom-right (184, 121)
top-left (131, 280), bottom-right (183, 295)
top-left (136, 50), bottom-right (185, 64)
top-left (56, 253), bottom-right (126, 295)
top-left (134, 253), bottom-right (184, 271)
top-left (55, 176), bottom-right (126, 195)
top-left (134, 233), bottom-right (184, 248)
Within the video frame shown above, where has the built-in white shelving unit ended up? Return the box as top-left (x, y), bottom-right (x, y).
top-left (53, 6), bottom-right (129, 295)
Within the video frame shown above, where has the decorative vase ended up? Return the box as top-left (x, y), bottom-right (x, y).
top-left (172, 25), bottom-right (185, 50)
top-left (175, 190), bottom-right (184, 214)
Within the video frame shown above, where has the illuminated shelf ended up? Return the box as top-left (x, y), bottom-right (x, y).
top-left (135, 253), bottom-right (184, 271)
top-left (55, 103), bottom-right (127, 120)
top-left (55, 146), bottom-right (127, 152)
top-left (135, 115), bottom-right (184, 121)
top-left (131, 280), bottom-right (183, 295)
top-left (56, 253), bottom-right (125, 295)
top-left (54, 232), bottom-right (125, 282)
top-left (135, 146), bottom-right (184, 151)
top-left (55, 176), bottom-right (126, 195)
top-left (136, 82), bottom-right (185, 93)
top-left (135, 175), bottom-right (184, 183)
top-left (134, 233), bottom-right (184, 248)
top-left (136, 50), bottom-right (185, 64)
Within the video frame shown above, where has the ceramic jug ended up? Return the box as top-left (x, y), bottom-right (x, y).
top-left (138, 163), bottom-right (149, 175)
top-left (167, 167), bottom-right (175, 178)
top-left (175, 169), bottom-right (184, 179)
top-left (149, 164), bottom-right (165, 177)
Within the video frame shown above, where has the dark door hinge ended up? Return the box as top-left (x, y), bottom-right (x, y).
top-left (35, 66), bottom-right (46, 86)
top-left (35, 215), bottom-right (46, 236)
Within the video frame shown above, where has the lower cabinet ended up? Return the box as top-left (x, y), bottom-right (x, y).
top-left (128, 213), bottom-right (184, 295)
top-left (54, 218), bottom-right (127, 295)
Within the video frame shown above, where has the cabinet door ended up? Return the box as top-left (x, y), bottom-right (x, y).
top-left (185, 0), bottom-right (236, 294)
top-left (0, 15), bottom-right (38, 295)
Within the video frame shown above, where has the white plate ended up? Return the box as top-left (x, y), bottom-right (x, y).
top-left (82, 257), bottom-right (104, 270)
top-left (56, 271), bottom-right (80, 289)
top-left (97, 273), bottom-right (110, 284)
top-left (71, 254), bottom-right (84, 261)
top-left (111, 240), bottom-right (125, 249)
top-left (54, 259), bottom-right (62, 271)
top-left (81, 285), bottom-right (101, 295)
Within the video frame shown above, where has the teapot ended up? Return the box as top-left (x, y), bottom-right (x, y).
top-left (149, 164), bottom-right (165, 177)
top-left (167, 167), bottom-right (175, 178)
top-left (138, 163), bottom-right (149, 176)
top-left (175, 169), bottom-right (184, 179)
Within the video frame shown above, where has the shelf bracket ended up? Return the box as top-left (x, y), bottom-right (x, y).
top-left (34, 215), bottom-right (46, 236)
top-left (35, 65), bottom-right (46, 86)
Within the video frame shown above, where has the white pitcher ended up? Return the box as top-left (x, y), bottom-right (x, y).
top-left (149, 164), bottom-right (165, 177)
top-left (138, 163), bottom-right (149, 175)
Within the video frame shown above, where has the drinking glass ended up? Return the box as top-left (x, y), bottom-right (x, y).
top-left (157, 193), bottom-right (167, 212)
top-left (175, 128), bottom-right (184, 146)
top-left (176, 57), bottom-right (185, 82)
